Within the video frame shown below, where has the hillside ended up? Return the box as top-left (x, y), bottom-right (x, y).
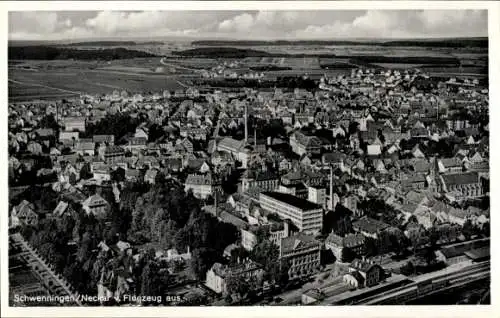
top-left (172, 47), bottom-right (273, 58)
top-left (192, 38), bottom-right (488, 48)
top-left (172, 47), bottom-right (460, 65)
top-left (8, 46), bottom-right (158, 60)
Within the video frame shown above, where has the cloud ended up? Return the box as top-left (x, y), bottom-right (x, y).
top-left (294, 10), bottom-right (488, 39)
top-left (10, 12), bottom-right (61, 34)
top-left (8, 10), bottom-right (488, 41)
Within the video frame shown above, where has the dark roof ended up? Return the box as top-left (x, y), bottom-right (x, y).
top-left (346, 270), bottom-right (365, 284)
top-left (93, 135), bottom-right (115, 143)
top-left (219, 211), bottom-right (248, 229)
top-left (442, 172), bottom-right (478, 186)
top-left (260, 191), bottom-right (321, 211)
top-left (439, 239), bottom-right (489, 259)
top-left (349, 259), bottom-right (382, 273)
top-left (464, 246), bottom-right (490, 260)
top-left (323, 151), bottom-right (346, 164)
top-left (105, 145), bottom-right (125, 154)
top-left (326, 233), bottom-right (365, 248)
top-left (352, 216), bottom-right (390, 234)
top-left (440, 158), bottom-right (462, 168)
top-left (280, 233), bottom-right (320, 254)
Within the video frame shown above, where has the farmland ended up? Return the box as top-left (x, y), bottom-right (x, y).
top-left (9, 58), bottom-right (196, 101)
top-left (9, 80), bottom-right (80, 102)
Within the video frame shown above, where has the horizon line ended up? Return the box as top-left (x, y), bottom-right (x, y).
top-left (8, 35), bottom-right (489, 43)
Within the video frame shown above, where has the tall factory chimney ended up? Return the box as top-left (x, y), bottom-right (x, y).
top-left (329, 166), bottom-right (334, 210)
top-left (244, 102), bottom-right (248, 144)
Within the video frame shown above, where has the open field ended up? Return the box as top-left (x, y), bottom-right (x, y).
top-left (371, 63), bottom-right (424, 69)
top-left (243, 57), bottom-right (320, 69)
top-left (8, 58), bottom-right (200, 101)
top-left (161, 57), bottom-right (219, 70)
top-left (9, 68), bottom-right (193, 100)
top-left (9, 79), bottom-right (80, 102)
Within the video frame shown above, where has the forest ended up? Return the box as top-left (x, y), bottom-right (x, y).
top-left (8, 46), bottom-right (158, 60)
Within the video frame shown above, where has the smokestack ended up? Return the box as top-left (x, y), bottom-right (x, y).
top-left (244, 103), bottom-right (248, 143)
top-left (254, 128), bottom-right (257, 148)
top-left (329, 166), bottom-right (334, 210)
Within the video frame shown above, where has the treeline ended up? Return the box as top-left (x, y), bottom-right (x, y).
top-left (8, 46), bottom-right (158, 60)
top-left (320, 62), bottom-right (356, 69)
top-left (192, 38), bottom-right (488, 48)
top-left (249, 65), bottom-right (292, 71)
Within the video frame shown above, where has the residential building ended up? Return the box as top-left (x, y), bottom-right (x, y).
top-left (82, 193), bottom-right (110, 219)
top-left (352, 216), bottom-right (390, 240)
top-left (289, 131), bottom-right (322, 156)
top-left (63, 117), bottom-right (86, 132)
top-left (104, 145), bottom-right (125, 164)
top-left (344, 259), bottom-right (384, 288)
top-left (10, 200), bottom-right (38, 227)
top-left (325, 232), bottom-right (366, 261)
top-left (205, 259), bottom-right (264, 295)
top-left (241, 169), bottom-right (280, 193)
top-left (93, 134), bottom-right (115, 146)
top-left (279, 233), bottom-right (321, 279)
top-left (184, 173), bottom-right (222, 199)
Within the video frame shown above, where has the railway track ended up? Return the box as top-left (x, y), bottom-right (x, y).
top-left (356, 261), bottom-right (490, 305)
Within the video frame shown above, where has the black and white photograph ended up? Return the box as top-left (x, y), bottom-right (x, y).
top-left (2, 1), bottom-right (497, 316)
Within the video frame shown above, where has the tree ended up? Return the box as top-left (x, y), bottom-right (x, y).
top-left (423, 246), bottom-right (437, 266)
top-left (341, 247), bottom-right (357, 263)
top-left (225, 275), bottom-right (250, 299)
top-left (480, 221), bottom-right (490, 237)
top-left (140, 261), bottom-right (161, 299)
top-left (160, 219), bottom-right (178, 248)
top-left (80, 162), bottom-right (93, 180)
top-left (230, 247), bottom-right (250, 265)
top-left (189, 248), bottom-right (217, 281)
top-left (110, 167), bottom-right (125, 183)
top-left (462, 220), bottom-right (476, 240)
top-left (400, 261), bottom-right (415, 276)
top-left (364, 237), bottom-right (379, 257)
top-left (225, 294), bottom-right (233, 304)
top-left (250, 239), bottom-right (285, 285)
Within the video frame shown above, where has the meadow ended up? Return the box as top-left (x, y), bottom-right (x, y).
top-left (9, 80), bottom-right (80, 102)
top-left (8, 58), bottom-right (196, 101)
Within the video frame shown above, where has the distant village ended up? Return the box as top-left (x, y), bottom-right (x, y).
top-left (8, 67), bottom-right (490, 305)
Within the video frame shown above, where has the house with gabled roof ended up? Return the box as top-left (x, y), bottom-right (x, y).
top-left (289, 131), bottom-right (322, 156)
top-left (352, 216), bottom-right (390, 240)
top-left (82, 193), bottom-right (110, 219)
top-left (438, 158), bottom-right (463, 174)
top-left (279, 233), bottom-right (321, 279)
top-left (346, 259), bottom-right (384, 288)
top-left (325, 232), bottom-right (366, 261)
top-left (10, 200), bottom-right (38, 227)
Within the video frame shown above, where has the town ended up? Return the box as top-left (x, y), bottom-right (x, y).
top-left (8, 60), bottom-right (490, 306)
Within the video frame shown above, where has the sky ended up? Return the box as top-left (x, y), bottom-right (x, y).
top-left (9, 10), bottom-right (488, 41)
